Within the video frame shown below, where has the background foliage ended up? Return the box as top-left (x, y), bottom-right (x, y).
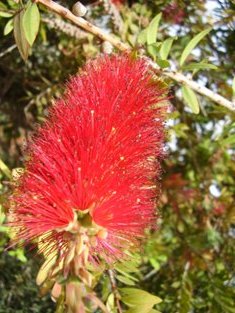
top-left (0, 0), bottom-right (235, 312)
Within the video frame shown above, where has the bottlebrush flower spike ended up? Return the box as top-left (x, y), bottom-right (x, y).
top-left (8, 53), bottom-right (166, 281)
top-left (111, 0), bottom-right (125, 4)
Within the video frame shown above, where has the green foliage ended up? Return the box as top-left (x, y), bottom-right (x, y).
top-left (120, 288), bottom-right (162, 313)
top-left (181, 61), bottom-right (218, 72)
top-left (13, 9), bottom-right (30, 61)
top-left (0, 11), bottom-right (12, 18)
top-left (3, 18), bottom-right (13, 36)
top-left (232, 77), bottom-right (235, 99)
top-left (180, 28), bottom-right (212, 66)
top-left (182, 85), bottom-right (200, 114)
top-left (159, 38), bottom-right (174, 60)
top-left (23, 1), bottom-right (40, 46)
top-left (146, 13), bottom-right (162, 45)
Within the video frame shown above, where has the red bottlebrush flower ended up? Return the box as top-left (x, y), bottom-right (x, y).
top-left (111, 0), bottom-right (125, 4)
top-left (163, 2), bottom-right (186, 25)
top-left (213, 203), bottom-right (226, 216)
top-left (9, 54), bottom-right (166, 270)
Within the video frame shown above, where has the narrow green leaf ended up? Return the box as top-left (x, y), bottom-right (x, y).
top-left (0, 11), bottom-right (13, 17)
top-left (182, 62), bottom-right (218, 71)
top-left (0, 159), bottom-right (11, 178)
top-left (159, 38), bottom-right (174, 60)
top-left (180, 28), bottom-right (212, 66)
top-left (116, 275), bottom-right (136, 286)
top-left (23, 1), bottom-right (40, 46)
top-left (232, 77), bottom-right (235, 98)
top-left (3, 18), bottom-right (13, 35)
top-left (137, 28), bottom-right (147, 45)
top-left (116, 267), bottom-right (138, 281)
top-left (146, 13), bottom-right (162, 45)
top-left (0, 2), bottom-right (8, 10)
top-left (116, 259), bottom-right (139, 273)
top-left (7, 0), bottom-right (19, 8)
top-left (182, 85), bottom-right (200, 114)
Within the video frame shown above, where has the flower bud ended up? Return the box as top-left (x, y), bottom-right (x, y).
top-left (72, 1), bottom-right (87, 17)
top-left (101, 41), bottom-right (113, 54)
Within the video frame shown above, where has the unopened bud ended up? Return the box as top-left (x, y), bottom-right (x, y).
top-left (36, 254), bottom-right (57, 286)
top-left (51, 282), bottom-right (62, 301)
top-left (102, 41), bottom-right (113, 54)
top-left (97, 228), bottom-right (108, 239)
top-left (72, 2), bottom-right (87, 17)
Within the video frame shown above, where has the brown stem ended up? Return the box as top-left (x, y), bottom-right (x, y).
top-left (108, 269), bottom-right (123, 313)
top-left (102, 0), bottom-right (124, 31)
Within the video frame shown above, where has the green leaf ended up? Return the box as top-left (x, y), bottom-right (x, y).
top-left (0, 2), bottom-right (8, 10)
top-left (0, 205), bottom-right (5, 224)
top-left (149, 258), bottom-right (160, 270)
top-left (120, 288), bottom-right (162, 311)
top-left (147, 42), bottom-right (161, 60)
top-left (159, 38), bottom-right (174, 60)
top-left (232, 77), bottom-right (235, 98)
top-left (221, 134), bottom-right (235, 146)
top-left (156, 58), bottom-right (170, 68)
top-left (126, 308), bottom-right (161, 313)
top-left (182, 85), bottom-right (200, 114)
top-left (137, 28), bottom-right (147, 45)
top-left (116, 275), bottom-right (136, 286)
top-left (0, 158), bottom-right (11, 178)
top-left (115, 260), bottom-right (139, 274)
top-left (0, 11), bottom-right (13, 17)
top-left (180, 28), bottom-right (212, 66)
top-left (146, 13), bottom-right (162, 45)
top-left (0, 225), bottom-right (8, 232)
top-left (14, 9), bottom-right (30, 61)
top-left (3, 18), bottom-right (13, 35)
top-left (182, 62), bottom-right (218, 71)
top-left (23, 1), bottom-right (40, 46)
top-left (126, 308), bottom-right (150, 313)
top-left (116, 268), bottom-right (138, 281)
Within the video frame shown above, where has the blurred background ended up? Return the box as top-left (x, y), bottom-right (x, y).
top-left (0, 0), bottom-right (235, 312)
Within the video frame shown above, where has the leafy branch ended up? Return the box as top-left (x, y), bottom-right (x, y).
top-left (33, 0), bottom-right (235, 112)
top-left (35, 0), bottom-right (129, 51)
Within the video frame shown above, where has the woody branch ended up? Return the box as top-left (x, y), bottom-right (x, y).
top-left (35, 0), bottom-right (235, 111)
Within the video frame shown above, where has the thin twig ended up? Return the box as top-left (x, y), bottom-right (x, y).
top-left (108, 269), bottom-right (123, 313)
top-left (0, 44), bottom-right (17, 58)
top-left (36, 0), bottom-right (235, 112)
top-left (102, 0), bottom-right (124, 31)
top-left (142, 268), bottom-right (158, 281)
